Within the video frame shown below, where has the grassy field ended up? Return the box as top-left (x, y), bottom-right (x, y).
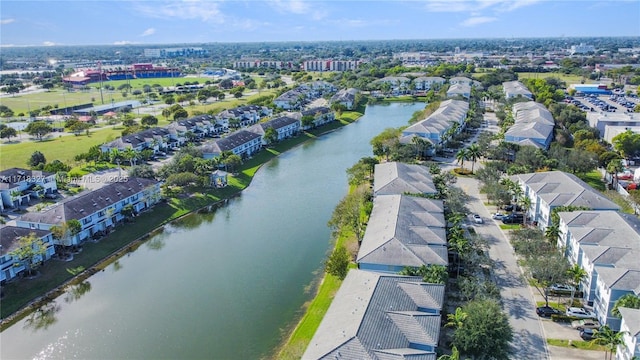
top-left (0, 89), bottom-right (131, 115)
top-left (578, 170), bottom-right (606, 192)
top-left (547, 339), bottom-right (606, 351)
top-left (517, 72), bottom-right (587, 85)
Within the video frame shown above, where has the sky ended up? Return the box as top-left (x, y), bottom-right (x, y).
top-left (1, 0), bottom-right (639, 46)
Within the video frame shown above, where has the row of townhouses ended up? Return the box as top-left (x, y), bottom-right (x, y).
top-left (400, 99), bottom-right (470, 155)
top-left (232, 60), bottom-right (361, 72)
top-left (0, 168), bottom-right (58, 211)
top-left (511, 170), bottom-right (639, 360)
top-left (373, 76), bottom-right (480, 98)
top-left (305, 162), bottom-right (445, 359)
top-left (273, 81), bottom-right (337, 110)
top-left (503, 80), bottom-right (534, 100)
top-left (0, 175), bottom-right (162, 283)
top-left (504, 100), bottom-right (555, 150)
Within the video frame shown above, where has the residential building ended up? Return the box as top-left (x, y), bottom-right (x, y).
top-left (303, 269), bottom-right (444, 360)
top-left (373, 162), bottom-right (436, 196)
top-left (247, 116), bottom-right (300, 144)
top-left (400, 99), bottom-right (469, 154)
top-left (217, 105), bottom-right (272, 129)
top-left (593, 268), bottom-right (640, 331)
top-left (449, 76), bottom-right (473, 86)
top-left (16, 178), bottom-right (161, 245)
top-left (299, 107), bottom-right (335, 129)
top-left (357, 195), bottom-right (447, 273)
top-left (446, 83), bottom-right (471, 99)
top-left (511, 171), bottom-right (620, 229)
top-left (0, 168), bottom-right (58, 210)
top-left (503, 81), bottom-right (533, 100)
top-left (504, 101), bottom-right (555, 150)
top-left (570, 43), bottom-right (596, 55)
top-left (558, 211), bottom-right (640, 309)
top-left (413, 76), bottom-right (445, 91)
top-left (100, 127), bottom-right (171, 153)
top-left (330, 88), bottom-right (358, 110)
top-left (0, 226), bottom-right (55, 283)
top-left (144, 47), bottom-right (208, 58)
top-left (617, 307), bottom-right (640, 360)
top-left (302, 60), bottom-right (360, 72)
top-left (233, 60), bottom-right (294, 70)
top-left (200, 130), bottom-right (262, 160)
top-left (274, 87), bottom-right (308, 110)
top-left (375, 76), bottom-right (410, 94)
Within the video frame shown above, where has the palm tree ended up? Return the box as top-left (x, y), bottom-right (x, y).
top-left (455, 149), bottom-right (469, 170)
top-left (612, 293), bottom-right (640, 318)
top-left (518, 195), bottom-right (532, 225)
top-left (591, 325), bottom-right (626, 360)
top-left (566, 264), bottom-right (588, 305)
top-left (545, 223), bottom-right (560, 247)
top-left (437, 346), bottom-right (460, 360)
top-left (466, 143), bottom-right (482, 173)
top-left (445, 307), bottom-right (467, 329)
top-left (606, 159), bottom-right (623, 189)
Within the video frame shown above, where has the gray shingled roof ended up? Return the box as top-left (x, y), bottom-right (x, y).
top-left (559, 211), bottom-right (640, 249)
top-left (303, 270), bottom-right (443, 360)
top-left (619, 307), bottom-right (640, 336)
top-left (0, 168), bottom-right (54, 189)
top-left (331, 88), bottom-right (357, 103)
top-left (503, 81), bottom-right (532, 97)
top-left (248, 116), bottom-right (299, 135)
top-left (357, 195), bottom-right (447, 268)
top-left (403, 100), bottom-right (468, 137)
top-left (446, 83), bottom-right (470, 96)
top-left (0, 226), bottom-right (51, 256)
top-left (512, 171), bottom-right (620, 210)
top-left (581, 246), bottom-right (640, 270)
top-left (596, 268), bottom-right (640, 294)
top-left (19, 177), bottom-right (158, 225)
top-left (374, 162), bottom-right (436, 196)
top-left (201, 130), bottom-right (262, 154)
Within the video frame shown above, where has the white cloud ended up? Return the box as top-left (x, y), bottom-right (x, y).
top-left (140, 28), bottom-right (156, 37)
top-left (135, 0), bottom-right (224, 23)
top-left (113, 40), bottom-right (136, 45)
top-left (425, 0), bottom-right (540, 13)
top-left (460, 16), bottom-right (497, 27)
top-left (43, 41), bottom-right (57, 46)
top-left (1, 18), bottom-right (15, 25)
top-left (268, 0), bottom-right (327, 20)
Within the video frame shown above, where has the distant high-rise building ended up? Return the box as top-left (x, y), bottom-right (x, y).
top-left (144, 47), bottom-right (209, 58)
top-left (302, 60), bottom-right (360, 72)
top-left (570, 43), bottom-right (595, 55)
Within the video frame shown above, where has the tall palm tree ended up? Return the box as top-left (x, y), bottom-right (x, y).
top-left (612, 293), bottom-right (640, 318)
top-left (518, 195), bottom-right (532, 225)
top-left (566, 264), bottom-right (588, 305)
top-left (591, 325), bottom-right (626, 360)
top-left (545, 223), bottom-right (560, 247)
top-left (466, 143), bottom-right (482, 173)
top-left (445, 307), bottom-right (467, 329)
top-left (437, 346), bottom-right (460, 360)
top-left (455, 149), bottom-right (469, 170)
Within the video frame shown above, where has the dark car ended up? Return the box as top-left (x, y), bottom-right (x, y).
top-left (503, 204), bottom-right (523, 212)
top-left (536, 306), bottom-right (560, 317)
top-left (502, 214), bottom-right (524, 224)
top-left (580, 328), bottom-right (595, 340)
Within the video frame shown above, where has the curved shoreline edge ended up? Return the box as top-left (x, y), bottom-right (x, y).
top-left (0, 115), bottom-right (363, 332)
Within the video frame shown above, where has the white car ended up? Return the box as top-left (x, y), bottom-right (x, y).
top-left (472, 214), bottom-right (483, 224)
top-left (492, 212), bottom-right (505, 220)
top-left (549, 284), bottom-right (575, 293)
top-left (566, 307), bottom-right (596, 319)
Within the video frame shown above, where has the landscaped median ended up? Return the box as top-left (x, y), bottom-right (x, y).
top-left (0, 113), bottom-right (363, 330)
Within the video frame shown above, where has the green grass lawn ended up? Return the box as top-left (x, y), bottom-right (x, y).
top-left (0, 127), bottom-right (123, 170)
top-left (499, 224), bottom-right (522, 230)
top-left (547, 338), bottom-right (606, 351)
top-left (517, 72), bottom-right (587, 85)
top-left (0, 89), bottom-right (132, 115)
top-left (577, 170), bottom-right (606, 192)
top-left (536, 300), bottom-right (567, 312)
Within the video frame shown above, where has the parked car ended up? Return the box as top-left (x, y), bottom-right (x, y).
top-left (502, 214), bottom-right (524, 224)
top-left (549, 284), bottom-right (575, 293)
top-left (536, 306), bottom-right (561, 317)
top-left (503, 204), bottom-right (523, 212)
top-left (472, 214), bottom-right (483, 224)
top-left (580, 328), bottom-right (595, 340)
top-left (566, 307), bottom-right (596, 319)
top-left (492, 212), bottom-right (505, 220)
top-left (571, 319), bottom-right (601, 330)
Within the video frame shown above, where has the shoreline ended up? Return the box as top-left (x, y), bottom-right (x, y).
top-left (0, 115), bottom-right (364, 331)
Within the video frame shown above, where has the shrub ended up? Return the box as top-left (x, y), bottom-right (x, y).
top-left (550, 314), bottom-right (582, 323)
top-left (453, 168), bottom-right (473, 176)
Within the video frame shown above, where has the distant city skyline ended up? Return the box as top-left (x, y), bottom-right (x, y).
top-left (1, 0), bottom-right (639, 47)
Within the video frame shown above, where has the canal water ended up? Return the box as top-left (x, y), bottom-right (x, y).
top-left (0, 103), bottom-right (425, 360)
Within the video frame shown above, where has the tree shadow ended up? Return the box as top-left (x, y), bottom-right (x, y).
top-left (23, 302), bottom-right (61, 332)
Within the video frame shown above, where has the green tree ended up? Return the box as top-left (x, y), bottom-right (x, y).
top-left (466, 143), bottom-right (482, 173)
top-left (591, 325), bottom-right (626, 360)
top-left (370, 128), bottom-right (400, 161)
top-left (173, 108), bottom-right (189, 120)
top-left (25, 121), bottom-right (52, 141)
top-left (327, 185), bottom-right (371, 242)
top-left (9, 232), bottom-right (48, 277)
top-left (566, 264), bottom-right (587, 304)
top-left (140, 115), bottom-right (158, 127)
top-left (0, 126), bottom-right (17, 141)
top-left (446, 307), bottom-right (468, 329)
top-left (263, 127), bottom-right (278, 145)
top-left (28, 150), bottom-right (47, 168)
top-left (455, 148), bottom-right (469, 169)
top-left (222, 154), bottom-right (242, 173)
top-left (607, 159), bottom-right (624, 189)
top-left (325, 245), bottom-right (350, 279)
top-left (612, 293), bottom-right (640, 318)
top-left (612, 129), bottom-right (640, 158)
top-left (453, 299), bottom-right (513, 360)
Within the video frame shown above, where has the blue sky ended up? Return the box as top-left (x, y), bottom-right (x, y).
top-left (1, 0), bottom-right (639, 46)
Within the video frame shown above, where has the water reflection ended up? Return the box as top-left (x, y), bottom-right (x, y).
top-left (64, 281), bottom-right (92, 303)
top-left (145, 237), bottom-right (165, 251)
top-left (112, 260), bottom-right (123, 272)
top-left (23, 302), bottom-right (61, 332)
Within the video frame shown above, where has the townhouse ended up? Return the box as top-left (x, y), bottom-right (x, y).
top-left (511, 171), bottom-right (620, 229)
top-left (594, 268), bottom-right (640, 331)
top-left (16, 177), bottom-right (161, 246)
top-left (503, 81), bottom-right (533, 100)
top-left (449, 76), bottom-right (473, 86)
top-left (617, 308), bottom-right (640, 360)
top-left (200, 130), bottom-right (262, 160)
top-left (0, 168), bottom-right (58, 210)
top-left (504, 101), bottom-right (555, 150)
top-left (400, 99), bottom-right (469, 155)
top-left (446, 83), bottom-right (471, 99)
top-left (273, 87), bottom-right (308, 110)
top-left (375, 76), bottom-right (411, 94)
top-left (303, 269), bottom-right (444, 360)
top-left (357, 195), bottom-right (447, 273)
top-left (413, 76), bottom-right (445, 91)
top-left (0, 226), bottom-right (55, 283)
top-left (373, 162), bottom-right (437, 196)
top-left (217, 105), bottom-right (272, 129)
top-left (247, 116), bottom-right (300, 144)
top-left (100, 127), bottom-right (172, 153)
top-left (300, 107), bottom-right (335, 129)
top-left (330, 88), bottom-right (358, 110)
